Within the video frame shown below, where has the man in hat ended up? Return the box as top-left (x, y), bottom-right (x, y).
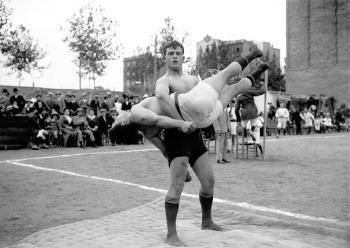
top-left (10, 88), bottom-right (26, 114)
top-left (78, 93), bottom-right (89, 112)
top-left (73, 108), bottom-right (98, 148)
top-left (90, 94), bottom-right (100, 115)
top-left (33, 94), bottom-right (49, 114)
top-left (56, 91), bottom-right (65, 113)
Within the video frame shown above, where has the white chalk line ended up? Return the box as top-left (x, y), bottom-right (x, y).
top-left (266, 134), bottom-right (348, 142)
top-left (1, 148), bottom-right (158, 163)
top-left (1, 134), bottom-right (347, 164)
top-left (8, 159), bottom-right (345, 226)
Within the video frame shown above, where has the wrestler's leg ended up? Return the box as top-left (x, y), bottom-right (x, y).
top-left (165, 156), bottom-right (188, 246)
top-left (192, 152), bottom-right (223, 231)
top-left (203, 48), bottom-right (263, 94)
top-left (219, 63), bottom-right (270, 107)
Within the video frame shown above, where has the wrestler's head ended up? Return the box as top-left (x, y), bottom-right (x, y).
top-left (162, 40), bottom-right (184, 56)
top-left (114, 110), bottom-right (132, 127)
top-left (163, 40), bottom-right (185, 70)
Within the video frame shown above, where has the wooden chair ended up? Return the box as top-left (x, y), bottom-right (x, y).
top-left (235, 127), bottom-right (258, 159)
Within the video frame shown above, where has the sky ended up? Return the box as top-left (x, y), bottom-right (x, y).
top-left (0, 0), bottom-right (286, 92)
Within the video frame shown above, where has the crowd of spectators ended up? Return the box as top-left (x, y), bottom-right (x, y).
top-left (266, 102), bottom-right (350, 136)
top-left (0, 87), bottom-right (147, 150)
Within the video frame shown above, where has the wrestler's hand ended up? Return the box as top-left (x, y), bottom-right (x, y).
top-left (179, 121), bottom-right (197, 133)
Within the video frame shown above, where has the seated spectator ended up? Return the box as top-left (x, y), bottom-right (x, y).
top-left (33, 94), bottom-right (50, 114)
top-left (72, 108), bottom-right (98, 148)
top-left (58, 108), bottom-right (84, 147)
top-left (45, 92), bottom-right (60, 113)
top-left (0, 88), bottom-right (11, 114)
top-left (322, 112), bottom-right (334, 132)
top-left (46, 109), bottom-right (60, 146)
top-left (314, 113), bottom-right (324, 133)
top-left (86, 108), bottom-right (102, 146)
top-left (10, 88), bottom-right (26, 114)
top-left (29, 111), bottom-right (49, 150)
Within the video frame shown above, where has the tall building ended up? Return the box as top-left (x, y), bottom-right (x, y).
top-left (196, 35), bottom-right (280, 77)
top-left (286, 0), bottom-right (349, 107)
top-left (123, 53), bottom-right (166, 96)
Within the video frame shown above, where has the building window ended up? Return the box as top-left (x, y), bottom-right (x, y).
top-left (236, 47), bottom-right (240, 53)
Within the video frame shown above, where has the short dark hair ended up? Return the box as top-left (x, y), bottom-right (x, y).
top-left (162, 40), bottom-right (184, 56)
top-left (13, 88), bottom-right (18, 92)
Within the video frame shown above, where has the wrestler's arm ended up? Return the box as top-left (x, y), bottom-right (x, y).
top-left (131, 104), bottom-right (196, 132)
top-left (154, 78), bottom-right (181, 119)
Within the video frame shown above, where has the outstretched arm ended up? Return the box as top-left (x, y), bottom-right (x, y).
top-left (131, 105), bottom-right (196, 132)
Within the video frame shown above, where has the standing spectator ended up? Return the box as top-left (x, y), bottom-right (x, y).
top-left (106, 92), bottom-right (115, 110)
top-left (290, 106), bottom-right (303, 135)
top-left (121, 95), bottom-right (132, 111)
top-left (114, 96), bottom-right (123, 114)
top-left (275, 102), bottom-right (290, 137)
top-left (301, 108), bottom-right (314, 134)
top-left (78, 93), bottom-right (89, 113)
top-left (69, 94), bottom-right (79, 113)
top-left (10, 88), bottom-right (26, 113)
top-left (235, 87), bottom-right (265, 144)
top-left (213, 106), bottom-right (231, 164)
top-left (314, 113), bottom-right (324, 133)
top-left (334, 108), bottom-right (345, 132)
top-left (101, 96), bottom-right (109, 111)
top-left (227, 100), bottom-right (237, 152)
top-left (45, 92), bottom-right (60, 113)
top-left (56, 91), bottom-right (66, 114)
top-left (90, 94), bottom-right (100, 114)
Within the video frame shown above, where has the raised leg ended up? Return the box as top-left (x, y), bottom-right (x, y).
top-left (203, 48), bottom-right (263, 95)
top-left (219, 63), bottom-right (270, 107)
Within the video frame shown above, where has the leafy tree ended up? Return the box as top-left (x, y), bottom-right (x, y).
top-left (0, 0), bottom-right (11, 34)
top-left (63, 4), bottom-right (121, 89)
top-left (1, 25), bottom-right (47, 85)
top-left (153, 17), bottom-right (189, 58)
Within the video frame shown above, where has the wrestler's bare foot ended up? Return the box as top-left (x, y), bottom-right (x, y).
top-left (166, 233), bottom-right (186, 247)
top-left (202, 221), bottom-right (224, 231)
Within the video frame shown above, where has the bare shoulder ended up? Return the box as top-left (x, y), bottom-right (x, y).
top-left (156, 74), bottom-right (171, 86)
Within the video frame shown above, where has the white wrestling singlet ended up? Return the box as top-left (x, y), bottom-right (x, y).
top-left (171, 81), bottom-right (223, 128)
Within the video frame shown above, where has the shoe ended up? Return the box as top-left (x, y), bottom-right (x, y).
top-left (91, 141), bottom-right (98, 148)
top-left (31, 144), bottom-right (39, 150)
top-left (250, 46), bottom-right (263, 58)
top-left (40, 144), bottom-right (49, 149)
top-left (217, 160), bottom-right (226, 164)
top-left (222, 159), bottom-right (231, 163)
top-left (79, 141), bottom-right (85, 148)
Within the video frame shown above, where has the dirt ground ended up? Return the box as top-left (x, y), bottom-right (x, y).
top-left (0, 133), bottom-right (349, 247)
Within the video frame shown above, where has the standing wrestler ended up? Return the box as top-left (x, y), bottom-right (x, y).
top-left (155, 41), bottom-right (263, 246)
